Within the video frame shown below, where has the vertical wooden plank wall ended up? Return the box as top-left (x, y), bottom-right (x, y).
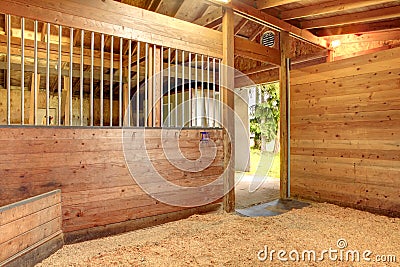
top-left (290, 47), bottom-right (400, 216)
top-left (0, 128), bottom-right (224, 240)
top-left (0, 190), bottom-right (63, 267)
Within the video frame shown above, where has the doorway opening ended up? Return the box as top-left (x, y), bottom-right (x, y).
top-left (235, 82), bottom-right (281, 210)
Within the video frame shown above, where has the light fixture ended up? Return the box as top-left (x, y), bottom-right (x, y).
top-left (330, 40), bottom-right (341, 48)
top-left (213, 0), bottom-right (231, 3)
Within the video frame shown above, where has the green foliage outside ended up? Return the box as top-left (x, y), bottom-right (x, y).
top-left (248, 82), bottom-right (280, 178)
top-left (250, 82), bottom-right (280, 149)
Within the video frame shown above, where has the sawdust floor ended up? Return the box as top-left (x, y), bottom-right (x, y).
top-left (37, 203), bottom-right (399, 266)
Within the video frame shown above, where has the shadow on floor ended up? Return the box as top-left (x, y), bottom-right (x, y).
top-left (236, 199), bottom-right (310, 217)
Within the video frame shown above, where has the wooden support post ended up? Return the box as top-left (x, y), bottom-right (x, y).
top-left (29, 73), bottom-right (40, 125)
top-left (279, 31), bottom-right (290, 199)
top-left (64, 76), bottom-right (70, 126)
top-left (327, 49), bottom-right (335, 62)
top-left (222, 7), bottom-right (235, 213)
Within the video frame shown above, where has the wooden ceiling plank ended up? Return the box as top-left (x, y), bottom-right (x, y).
top-left (302, 6), bottom-right (400, 29)
top-left (192, 7), bottom-right (223, 26)
top-left (234, 18), bottom-right (249, 34)
top-left (256, 0), bottom-right (302, 10)
top-left (234, 36), bottom-right (281, 65)
top-left (324, 29), bottom-right (400, 43)
top-left (249, 25), bottom-right (266, 41)
top-left (281, 0), bottom-right (395, 20)
top-left (313, 19), bottom-right (400, 36)
top-left (232, 0), bottom-right (328, 48)
top-left (2, 0), bottom-right (223, 58)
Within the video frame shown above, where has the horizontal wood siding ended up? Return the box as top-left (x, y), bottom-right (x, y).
top-left (0, 128), bottom-right (224, 233)
top-left (290, 47), bottom-right (400, 216)
top-left (0, 190), bottom-right (63, 266)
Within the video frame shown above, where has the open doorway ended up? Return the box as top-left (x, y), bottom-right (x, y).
top-left (235, 82), bottom-right (280, 209)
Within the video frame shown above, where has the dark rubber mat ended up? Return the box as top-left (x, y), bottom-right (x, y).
top-left (236, 199), bottom-right (310, 217)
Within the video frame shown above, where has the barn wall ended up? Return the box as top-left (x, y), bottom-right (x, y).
top-left (0, 190), bottom-right (63, 266)
top-left (0, 128), bottom-right (224, 238)
top-left (290, 47), bottom-right (400, 216)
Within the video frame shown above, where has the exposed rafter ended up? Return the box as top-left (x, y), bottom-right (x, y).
top-left (234, 18), bottom-right (249, 34)
top-left (234, 37), bottom-right (281, 65)
top-left (281, 0), bottom-right (395, 20)
top-left (256, 0), bottom-right (302, 10)
top-left (231, 0), bottom-right (328, 48)
top-left (248, 24), bottom-right (266, 41)
top-left (313, 19), bottom-right (400, 36)
top-left (301, 6), bottom-right (400, 29)
top-left (192, 6), bottom-right (222, 26)
top-left (324, 29), bottom-right (400, 43)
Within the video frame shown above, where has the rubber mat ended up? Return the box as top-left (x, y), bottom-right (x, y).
top-left (236, 199), bottom-right (310, 217)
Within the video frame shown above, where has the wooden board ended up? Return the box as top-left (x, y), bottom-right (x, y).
top-left (290, 47), bottom-right (400, 217)
top-left (0, 128), bottom-right (225, 233)
top-left (0, 0), bottom-right (223, 58)
top-left (0, 190), bottom-right (63, 265)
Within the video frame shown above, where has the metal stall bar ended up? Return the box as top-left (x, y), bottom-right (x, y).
top-left (80, 30), bottom-right (84, 126)
top-left (46, 23), bottom-right (50, 125)
top-left (6, 15), bottom-right (11, 125)
top-left (100, 33), bottom-right (104, 126)
top-left (110, 36), bottom-right (114, 127)
top-left (128, 39), bottom-right (132, 127)
top-left (90, 32), bottom-right (94, 126)
top-left (153, 44), bottom-right (156, 127)
top-left (213, 57), bottom-right (216, 127)
top-left (21, 17), bottom-right (25, 125)
top-left (136, 41), bottom-right (140, 127)
top-left (194, 54), bottom-right (198, 127)
top-left (144, 43), bottom-right (148, 127)
top-left (188, 53), bottom-right (192, 127)
top-left (181, 50), bottom-right (185, 127)
top-left (219, 59), bottom-right (222, 127)
top-left (201, 54), bottom-right (204, 127)
top-left (34, 20), bottom-right (38, 125)
top-left (58, 25), bottom-right (62, 126)
top-left (69, 27), bottom-right (73, 126)
top-left (119, 38), bottom-right (123, 127)
top-left (175, 50), bottom-right (178, 127)
top-left (167, 48), bottom-right (171, 127)
top-left (207, 56), bottom-right (210, 127)
top-left (160, 46), bottom-right (164, 127)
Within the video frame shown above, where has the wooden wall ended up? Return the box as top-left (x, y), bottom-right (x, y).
top-left (0, 128), bottom-right (224, 237)
top-left (0, 190), bottom-right (63, 266)
top-left (290, 47), bottom-right (400, 216)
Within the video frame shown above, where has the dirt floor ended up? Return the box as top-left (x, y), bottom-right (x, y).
top-left (235, 173), bottom-right (280, 209)
top-left (37, 203), bottom-right (399, 266)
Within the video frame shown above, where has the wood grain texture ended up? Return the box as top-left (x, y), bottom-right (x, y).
top-left (0, 0), bottom-right (222, 58)
top-left (0, 190), bottom-right (62, 265)
top-left (0, 128), bottom-right (225, 233)
top-left (290, 47), bottom-right (400, 217)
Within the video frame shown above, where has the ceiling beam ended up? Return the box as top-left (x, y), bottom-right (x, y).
top-left (301, 6), bottom-right (400, 29)
top-left (248, 25), bottom-right (266, 41)
top-left (231, 0), bottom-right (328, 48)
top-left (234, 36), bottom-right (281, 65)
top-left (234, 18), bottom-right (248, 34)
top-left (256, 0), bottom-right (302, 10)
top-left (313, 19), bottom-right (400, 36)
top-left (324, 29), bottom-right (400, 43)
top-left (192, 6), bottom-right (222, 26)
top-left (281, 0), bottom-right (395, 20)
